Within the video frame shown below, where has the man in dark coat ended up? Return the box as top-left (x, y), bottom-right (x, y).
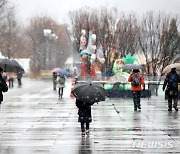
top-left (0, 67), bottom-right (8, 105)
top-left (163, 68), bottom-right (180, 111)
top-left (76, 99), bottom-right (92, 136)
top-left (17, 72), bottom-right (22, 87)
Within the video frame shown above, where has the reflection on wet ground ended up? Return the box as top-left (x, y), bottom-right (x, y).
top-left (0, 78), bottom-right (180, 153)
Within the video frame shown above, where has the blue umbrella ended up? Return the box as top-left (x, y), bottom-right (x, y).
top-left (56, 69), bottom-right (72, 77)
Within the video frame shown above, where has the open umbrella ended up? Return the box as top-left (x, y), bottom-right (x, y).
top-left (56, 69), bottom-right (72, 77)
top-left (72, 82), bottom-right (108, 104)
top-left (0, 58), bottom-right (25, 73)
top-left (123, 64), bottom-right (143, 70)
top-left (0, 58), bottom-right (14, 72)
top-left (162, 63), bottom-right (180, 74)
top-left (10, 59), bottom-right (25, 74)
top-left (51, 67), bottom-right (61, 72)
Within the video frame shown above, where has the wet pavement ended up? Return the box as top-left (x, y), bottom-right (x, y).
top-left (0, 78), bottom-right (180, 153)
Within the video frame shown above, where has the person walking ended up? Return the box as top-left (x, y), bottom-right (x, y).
top-left (8, 73), bottom-right (14, 88)
top-left (56, 74), bottom-right (65, 98)
top-left (76, 99), bottom-right (92, 136)
top-left (17, 72), bottom-right (22, 87)
top-left (128, 69), bottom-right (145, 111)
top-left (162, 68), bottom-right (180, 111)
top-left (52, 72), bottom-right (57, 91)
top-left (0, 67), bottom-right (8, 105)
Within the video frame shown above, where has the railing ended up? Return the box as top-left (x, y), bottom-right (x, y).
top-left (76, 79), bottom-right (180, 97)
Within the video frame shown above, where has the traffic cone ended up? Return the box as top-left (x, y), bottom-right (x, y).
top-left (70, 78), bottom-right (76, 97)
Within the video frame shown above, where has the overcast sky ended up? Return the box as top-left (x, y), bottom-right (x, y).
top-left (9, 0), bottom-right (180, 24)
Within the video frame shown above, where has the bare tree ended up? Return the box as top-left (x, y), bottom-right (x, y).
top-left (0, 5), bottom-right (19, 58)
top-left (139, 12), bottom-right (179, 75)
top-left (70, 7), bottom-right (140, 75)
top-left (160, 18), bottom-right (180, 69)
top-left (0, 0), bottom-right (7, 19)
top-left (26, 16), bottom-right (72, 76)
top-left (115, 13), bottom-right (140, 57)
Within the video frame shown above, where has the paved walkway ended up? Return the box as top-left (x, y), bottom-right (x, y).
top-left (0, 78), bottom-right (180, 153)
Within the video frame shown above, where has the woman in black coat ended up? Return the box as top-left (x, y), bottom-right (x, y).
top-left (0, 67), bottom-right (8, 104)
top-left (76, 99), bottom-right (92, 136)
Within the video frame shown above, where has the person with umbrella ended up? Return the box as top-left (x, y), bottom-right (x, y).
top-left (52, 72), bottom-right (57, 91)
top-left (56, 74), bottom-right (65, 98)
top-left (0, 67), bottom-right (8, 105)
top-left (128, 69), bottom-right (145, 111)
top-left (72, 82), bottom-right (108, 136)
top-left (76, 99), bottom-right (92, 136)
top-left (162, 68), bottom-right (180, 111)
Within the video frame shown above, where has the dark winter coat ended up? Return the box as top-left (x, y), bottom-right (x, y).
top-left (17, 72), bottom-right (22, 79)
top-left (76, 99), bottom-right (92, 123)
top-left (0, 75), bottom-right (8, 102)
top-left (163, 71), bottom-right (180, 92)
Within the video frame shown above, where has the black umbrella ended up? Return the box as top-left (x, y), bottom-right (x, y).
top-left (0, 58), bottom-right (14, 72)
top-left (0, 58), bottom-right (25, 73)
top-left (10, 59), bottom-right (25, 74)
top-left (72, 82), bottom-right (108, 104)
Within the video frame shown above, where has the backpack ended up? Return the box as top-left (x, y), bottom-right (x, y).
top-left (168, 73), bottom-right (177, 89)
top-left (131, 73), bottom-right (141, 86)
top-left (58, 76), bottom-right (65, 84)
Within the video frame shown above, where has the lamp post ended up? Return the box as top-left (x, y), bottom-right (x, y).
top-left (43, 29), bottom-right (58, 70)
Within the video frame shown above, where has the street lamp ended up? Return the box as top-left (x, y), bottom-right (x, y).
top-left (43, 29), bottom-right (58, 70)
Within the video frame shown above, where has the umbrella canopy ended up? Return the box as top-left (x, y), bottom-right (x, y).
top-left (0, 58), bottom-right (14, 72)
top-left (10, 59), bottom-right (25, 74)
top-left (162, 63), bottom-right (180, 74)
top-left (51, 67), bottom-right (61, 72)
top-left (72, 82), bottom-right (108, 104)
top-left (56, 69), bottom-right (72, 77)
top-left (0, 58), bottom-right (25, 73)
top-left (123, 64), bottom-right (143, 70)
